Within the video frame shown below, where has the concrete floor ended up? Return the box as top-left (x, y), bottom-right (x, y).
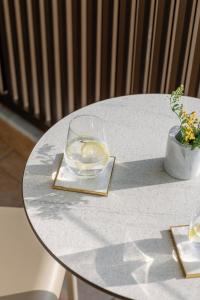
top-left (0, 105), bottom-right (116, 300)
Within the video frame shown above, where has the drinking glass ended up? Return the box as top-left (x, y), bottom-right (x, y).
top-left (64, 115), bottom-right (109, 177)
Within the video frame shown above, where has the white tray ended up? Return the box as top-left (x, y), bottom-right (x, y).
top-left (170, 225), bottom-right (200, 278)
top-left (52, 154), bottom-right (115, 196)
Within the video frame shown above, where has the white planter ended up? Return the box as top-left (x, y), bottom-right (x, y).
top-left (164, 126), bottom-right (200, 180)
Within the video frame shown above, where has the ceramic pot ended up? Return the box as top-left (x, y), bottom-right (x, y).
top-left (164, 126), bottom-right (200, 180)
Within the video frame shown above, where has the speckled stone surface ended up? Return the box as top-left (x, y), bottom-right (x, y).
top-left (23, 95), bottom-right (200, 300)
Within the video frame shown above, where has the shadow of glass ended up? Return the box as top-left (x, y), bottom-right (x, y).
top-left (60, 230), bottom-right (182, 288)
top-left (110, 157), bottom-right (181, 191)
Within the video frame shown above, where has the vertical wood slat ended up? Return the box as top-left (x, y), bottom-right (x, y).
top-left (175, 0), bottom-right (195, 87)
top-left (66, 0), bottom-right (74, 113)
top-left (0, 3), bottom-right (9, 94)
top-left (31, 0), bottom-right (45, 121)
top-left (21, 1), bottom-right (38, 114)
top-left (181, 0), bottom-right (197, 88)
top-left (115, 0), bottom-right (132, 97)
top-left (198, 82), bottom-right (200, 99)
top-left (72, 0), bottom-right (81, 110)
top-left (160, 0), bottom-right (176, 93)
top-left (52, 0), bottom-right (62, 120)
top-left (110, 0), bottom-right (119, 98)
top-left (8, 0), bottom-right (24, 107)
top-left (14, 0), bottom-right (29, 108)
top-left (95, 0), bottom-right (103, 102)
top-left (81, 0), bottom-right (87, 107)
top-left (87, 0), bottom-right (97, 104)
top-left (58, 0), bottom-right (68, 117)
top-left (185, 0), bottom-right (200, 97)
top-left (38, 0), bottom-right (51, 123)
top-left (131, 0), bottom-right (150, 93)
top-left (165, 0), bottom-right (188, 92)
top-left (1, 0), bottom-right (18, 101)
top-left (26, 0), bottom-right (40, 116)
top-left (44, 0), bottom-right (57, 124)
top-left (147, 0), bottom-right (166, 93)
top-left (0, 58), bottom-right (4, 93)
top-left (143, 0), bottom-right (156, 93)
top-left (100, 0), bottom-right (114, 100)
top-left (125, 0), bottom-right (136, 95)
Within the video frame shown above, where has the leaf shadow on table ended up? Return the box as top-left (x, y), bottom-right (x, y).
top-left (24, 149), bottom-right (89, 220)
top-left (60, 230), bottom-right (183, 289)
top-left (110, 157), bottom-right (181, 191)
top-left (24, 147), bottom-right (112, 244)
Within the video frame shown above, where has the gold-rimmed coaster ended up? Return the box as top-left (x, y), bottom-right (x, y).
top-left (52, 154), bottom-right (115, 196)
top-left (170, 225), bottom-right (200, 278)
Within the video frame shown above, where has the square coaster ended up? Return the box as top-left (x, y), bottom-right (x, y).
top-left (52, 154), bottom-right (115, 196)
top-left (170, 225), bottom-right (200, 278)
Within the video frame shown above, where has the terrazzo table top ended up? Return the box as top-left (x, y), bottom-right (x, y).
top-left (23, 94), bottom-right (200, 300)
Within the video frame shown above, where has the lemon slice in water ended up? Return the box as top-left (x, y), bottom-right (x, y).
top-left (81, 141), bottom-right (109, 164)
top-left (189, 227), bottom-right (196, 240)
top-left (189, 224), bottom-right (200, 241)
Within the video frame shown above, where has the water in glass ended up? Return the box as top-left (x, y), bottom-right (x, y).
top-left (65, 115), bottom-right (109, 177)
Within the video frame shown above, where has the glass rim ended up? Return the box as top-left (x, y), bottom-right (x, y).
top-left (68, 114), bottom-right (104, 136)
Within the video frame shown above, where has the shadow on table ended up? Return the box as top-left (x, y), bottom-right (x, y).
top-left (95, 230), bottom-right (183, 287)
top-left (60, 230), bottom-right (183, 288)
top-left (25, 143), bottom-right (180, 194)
top-left (23, 149), bottom-right (89, 220)
top-left (110, 157), bottom-right (181, 191)
top-left (24, 149), bottom-right (181, 221)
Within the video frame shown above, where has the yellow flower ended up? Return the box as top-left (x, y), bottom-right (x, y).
top-left (181, 110), bottom-right (187, 118)
top-left (191, 112), bottom-right (197, 117)
top-left (184, 126), bottom-right (195, 142)
top-left (188, 119), bottom-right (193, 126)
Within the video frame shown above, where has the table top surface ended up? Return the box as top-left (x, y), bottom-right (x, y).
top-left (23, 94), bottom-right (200, 300)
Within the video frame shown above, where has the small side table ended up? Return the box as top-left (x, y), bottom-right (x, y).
top-left (23, 94), bottom-right (200, 300)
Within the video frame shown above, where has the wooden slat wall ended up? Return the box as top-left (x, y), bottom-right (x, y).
top-left (0, 57), bottom-right (4, 94)
top-left (0, 0), bottom-right (200, 130)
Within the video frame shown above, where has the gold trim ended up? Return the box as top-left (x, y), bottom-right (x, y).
top-left (170, 225), bottom-right (200, 279)
top-left (52, 154), bottom-right (115, 196)
top-left (52, 153), bottom-right (64, 187)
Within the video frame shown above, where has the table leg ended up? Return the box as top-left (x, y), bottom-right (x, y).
top-left (65, 271), bottom-right (78, 300)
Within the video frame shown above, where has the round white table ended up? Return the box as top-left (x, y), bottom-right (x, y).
top-left (23, 94), bottom-right (200, 300)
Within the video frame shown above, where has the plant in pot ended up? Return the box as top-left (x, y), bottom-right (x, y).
top-left (164, 84), bottom-right (200, 180)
